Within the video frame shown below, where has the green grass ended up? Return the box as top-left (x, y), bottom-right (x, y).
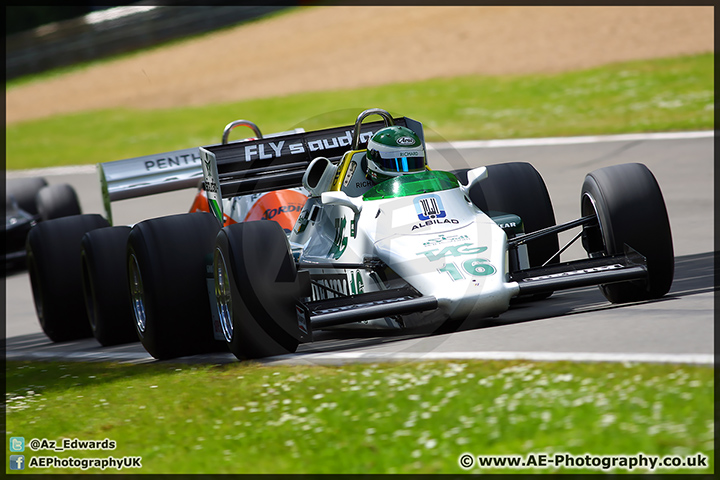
top-left (5, 53), bottom-right (713, 170)
top-left (5, 359), bottom-right (714, 474)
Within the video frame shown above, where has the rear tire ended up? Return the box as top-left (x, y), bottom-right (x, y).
top-left (214, 220), bottom-right (302, 360)
top-left (81, 226), bottom-right (137, 346)
top-left (581, 163), bottom-right (674, 303)
top-left (26, 214), bottom-right (109, 341)
top-left (127, 212), bottom-right (224, 360)
top-left (36, 183), bottom-right (82, 221)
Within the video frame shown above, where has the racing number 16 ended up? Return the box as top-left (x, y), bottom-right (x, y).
top-left (438, 258), bottom-right (496, 281)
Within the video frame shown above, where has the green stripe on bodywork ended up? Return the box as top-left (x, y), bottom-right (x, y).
top-left (210, 198), bottom-right (222, 223)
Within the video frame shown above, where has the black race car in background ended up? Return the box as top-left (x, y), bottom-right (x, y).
top-left (5, 177), bottom-right (81, 270)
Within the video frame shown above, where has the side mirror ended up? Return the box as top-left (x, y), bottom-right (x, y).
top-left (460, 166), bottom-right (488, 196)
top-left (466, 166), bottom-right (488, 186)
top-left (320, 191), bottom-right (363, 215)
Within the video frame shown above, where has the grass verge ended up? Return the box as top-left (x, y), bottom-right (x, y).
top-left (5, 359), bottom-right (713, 474)
top-left (5, 53), bottom-right (713, 170)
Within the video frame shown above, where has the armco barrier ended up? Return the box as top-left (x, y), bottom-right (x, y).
top-left (7, 4), bottom-right (290, 80)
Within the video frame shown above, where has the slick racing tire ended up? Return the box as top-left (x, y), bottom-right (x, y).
top-left (81, 226), bottom-right (137, 346)
top-left (36, 183), bottom-right (82, 221)
top-left (581, 163), bottom-right (674, 303)
top-left (453, 162), bottom-right (559, 269)
top-left (214, 220), bottom-right (302, 360)
top-left (6, 177), bottom-right (47, 215)
top-left (127, 212), bottom-right (224, 360)
top-left (26, 214), bottom-right (110, 342)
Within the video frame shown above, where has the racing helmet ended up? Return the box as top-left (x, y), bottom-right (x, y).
top-left (366, 126), bottom-right (426, 183)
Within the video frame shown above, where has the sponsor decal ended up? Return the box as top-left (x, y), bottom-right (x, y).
top-left (411, 218), bottom-right (460, 231)
top-left (243, 129), bottom-right (377, 162)
top-left (422, 234), bottom-right (471, 247)
top-left (262, 204), bottom-right (304, 220)
top-left (311, 273), bottom-right (349, 301)
top-left (244, 141), bottom-right (287, 160)
top-left (417, 243), bottom-right (496, 279)
top-left (396, 136), bottom-right (417, 146)
top-left (414, 194), bottom-right (446, 221)
top-left (202, 158), bottom-right (218, 194)
top-left (327, 215), bottom-right (357, 259)
top-left (296, 306), bottom-right (308, 335)
top-left (417, 243), bottom-right (488, 262)
top-left (393, 150), bottom-right (424, 157)
top-left (524, 263), bottom-right (625, 281)
top-left (349, 270), bottom-right (365, 295)
top-left (200, 148), bottom-right (223, 223)
top-left (144, 151), bottom-right (201, 171)
top-left (328, 216), bottom-right (348, 260)
top-left (342, 161), bottom-right (357, 187)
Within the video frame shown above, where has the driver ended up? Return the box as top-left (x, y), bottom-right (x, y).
top-left (365, 125), bottom-right (427, 184)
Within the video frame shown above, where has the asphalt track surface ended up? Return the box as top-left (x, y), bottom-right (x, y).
top-left (5, 132), bottom-right (715, 366)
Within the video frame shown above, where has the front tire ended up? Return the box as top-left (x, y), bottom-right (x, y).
top-left (26, 214), bottom-right (109, 341)
top-left (81, 226), bottom-right (137, 346)
top-left (453, 162), bottom-right (559, 269)
top-left (127, 212), bottom-right (224, 360)
top-left (215, 220), bottom-right (302, 360)
top-left (581, 163), bottom-right (674, 303)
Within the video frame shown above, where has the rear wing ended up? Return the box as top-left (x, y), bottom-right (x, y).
top-left (98, 146), bottom-right (204, 225)
top-left (97, 120), bottom-right (303, 225)
top-left (199, 114), bottom-right (424, 222)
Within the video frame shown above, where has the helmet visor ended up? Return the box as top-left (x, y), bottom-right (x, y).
top-left (369, 150), bottom-right (425, 173)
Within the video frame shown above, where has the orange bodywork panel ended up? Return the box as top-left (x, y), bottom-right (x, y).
top-left (243, 189), bottom-right (307, 232)
top-left (190, 188), bottom-right (306, 231)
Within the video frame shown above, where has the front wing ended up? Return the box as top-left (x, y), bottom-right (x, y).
top-left (294, 249), bottom-right (647, 340)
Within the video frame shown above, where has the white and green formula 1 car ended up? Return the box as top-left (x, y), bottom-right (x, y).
top-left (184, 108), bottom-right (674, 361)
top-left (28, 107), bottom-right (672, 361)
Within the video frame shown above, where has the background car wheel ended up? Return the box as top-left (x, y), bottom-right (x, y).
top-left (581, 163), bottom-right (674, 303)
top-left (453, 162), bottom-right (559, 269)
top-left (81, 226), bottom-right (137, 346)
top-left (215, 220), bottom-right (302, 360)
top-left (26, 214), bottom-right (109, 341)
top-left (6, 176), bottom-right (47, 215)
top-left (36, 183), bottom-right (82, 221)
top-left (127, 212), bottom-right (224, 360)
